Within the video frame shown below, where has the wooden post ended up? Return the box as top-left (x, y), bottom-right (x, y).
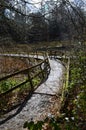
top-left (35, 50), bottom-right (37, 58)
top-left (44, 59), bottom-right (49, 77)
top-left (39, 63), bottom-right (44, 79)
top-left (36, 51), bottom-right (38, 59)
top-left (27, 70), bottom-right (34, 91)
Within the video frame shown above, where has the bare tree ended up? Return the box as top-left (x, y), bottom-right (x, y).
top-left (0, 0), bottom-right (86, 43)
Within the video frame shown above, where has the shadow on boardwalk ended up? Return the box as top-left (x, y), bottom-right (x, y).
top-left (0, 91), bottom-right (33, 125)
top-left (0, 76), bottom-right (48, 125)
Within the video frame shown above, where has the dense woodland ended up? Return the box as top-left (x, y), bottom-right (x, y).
top-left (0, 0), bottom-right (86, 44)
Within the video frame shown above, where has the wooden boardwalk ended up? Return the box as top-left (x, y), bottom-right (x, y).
top-left (0, 58), bottom-right (65, 130)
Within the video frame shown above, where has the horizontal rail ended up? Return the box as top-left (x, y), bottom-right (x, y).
top-left (0, 57), bottom-right (50, 97)
top-left (0, 58), bottom-right (48, 82)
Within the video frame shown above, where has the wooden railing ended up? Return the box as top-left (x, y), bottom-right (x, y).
top-left (33, 48), bottom-right (67, 60)
top-left (0, 49), bottom-right (67, 113)
top-left (0, 58), bottom-right (50, 97)
top-left (0, 47), bottom-right (68, 98)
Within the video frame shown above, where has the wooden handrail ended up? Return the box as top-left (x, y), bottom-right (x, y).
top-left (0, 58), bottom-right (48, 82)
top-left (0, 57), bottom-right (50, 96)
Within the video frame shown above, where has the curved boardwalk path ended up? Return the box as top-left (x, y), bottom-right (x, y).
top-left (0, 58), bottom-right (65, 130)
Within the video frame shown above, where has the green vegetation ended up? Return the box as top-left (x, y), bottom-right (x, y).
top-left (0, 75), bottom-right (42, 114)
top-left (24, 117), bottom-right (61, 130)
top-left (59, 50), bottom-right (86, 130)
top-left (33, 77), bottom-right (41, 87)
top-left (0, 79), bottom-right (17, 93)
top-left (0, 79), bottom-right (30, 114)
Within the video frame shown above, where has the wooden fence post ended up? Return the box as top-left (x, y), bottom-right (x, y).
top-left (39, 63), bottom-right (44, 79)
top-left (27, 70), bottom-right (34, 91)
top-left (36, 51), bottom-right (38, 59)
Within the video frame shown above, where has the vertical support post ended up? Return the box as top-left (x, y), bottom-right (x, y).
top-left (28, 70), bottom-right (34, 91)
top-left (40, 63), bottom-right (44, 79)
top-left (46, 58), bottom-right (50, 74)
top-left (36, 51), bottom-right (38, 59)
